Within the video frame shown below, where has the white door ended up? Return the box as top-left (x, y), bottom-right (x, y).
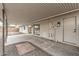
top-left (64, 17), bottom-right (77, 44)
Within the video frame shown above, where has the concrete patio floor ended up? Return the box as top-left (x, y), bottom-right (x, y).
top-left (5, 34), bottom-right (79, 56)
top-left (5, 42), bottom-right (51, 56)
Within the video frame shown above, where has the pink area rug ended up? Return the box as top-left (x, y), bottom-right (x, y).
top-left (16, 42), bottom-right (35, 55)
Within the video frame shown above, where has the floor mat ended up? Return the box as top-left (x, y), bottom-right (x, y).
top-left (16, 42), bottom-right (36, 55)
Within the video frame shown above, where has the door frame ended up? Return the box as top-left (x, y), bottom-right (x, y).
top-left (63, 16), bottom-right (77, 45)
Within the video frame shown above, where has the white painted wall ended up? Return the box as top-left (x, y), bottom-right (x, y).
top-left (40, 20), bottom-right (49, 38)
top-left (38, 11), bottom-right (79, 47)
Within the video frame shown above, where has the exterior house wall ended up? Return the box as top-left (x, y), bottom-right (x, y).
top-left (38, 11), bottom-right (79, 47)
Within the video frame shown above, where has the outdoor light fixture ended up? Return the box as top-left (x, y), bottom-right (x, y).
top-left (57, 21), bottom-right (61, 27)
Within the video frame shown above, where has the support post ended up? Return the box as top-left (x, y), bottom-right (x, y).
top-left (2, 3), bottom-right (7, 56)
